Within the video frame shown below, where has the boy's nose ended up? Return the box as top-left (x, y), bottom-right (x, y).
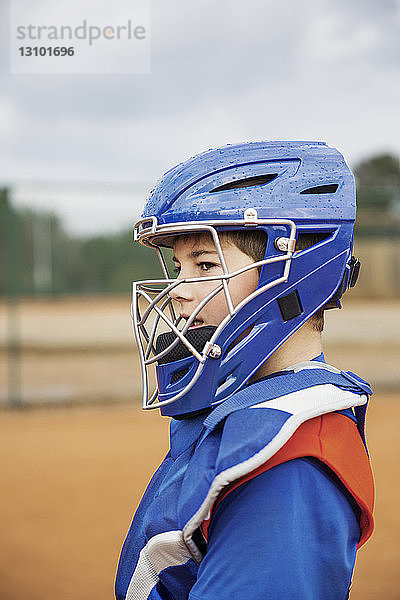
top-left (169, 280), bottom-right (194, 303)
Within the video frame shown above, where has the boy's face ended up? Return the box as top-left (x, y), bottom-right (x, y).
top-left (170, 234), bottom-right (259, 328)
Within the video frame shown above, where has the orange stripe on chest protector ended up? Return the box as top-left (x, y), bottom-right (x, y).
top-left (201, 413), bottom-right (374, 549)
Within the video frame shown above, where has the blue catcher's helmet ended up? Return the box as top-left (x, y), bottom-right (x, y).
top-left (132, 141), bottom-right (359, 418)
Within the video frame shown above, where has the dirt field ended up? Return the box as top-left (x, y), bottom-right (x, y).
top-left (0, 395), bottom-right (398, 600)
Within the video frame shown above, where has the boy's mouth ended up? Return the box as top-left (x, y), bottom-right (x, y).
top-left (180, 314), bottom-right (205, 329)
top-left (189, 318), bottom-right (204, 329)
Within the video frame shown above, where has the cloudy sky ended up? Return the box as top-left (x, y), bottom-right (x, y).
top-left (0, 0), bottom-right (399, 234)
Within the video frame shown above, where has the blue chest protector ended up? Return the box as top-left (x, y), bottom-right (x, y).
top-left (115, 363), bottom-right (371, 600)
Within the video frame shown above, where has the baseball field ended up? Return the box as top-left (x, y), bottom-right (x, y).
top-left (0, 296), bottom-right (399, 599)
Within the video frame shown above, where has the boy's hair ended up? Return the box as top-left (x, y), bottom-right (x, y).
top-left (219, 230), bottom-right (325, 332)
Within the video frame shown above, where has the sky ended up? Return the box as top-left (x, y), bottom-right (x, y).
top-left (0, 0), bottom-right (399, 234)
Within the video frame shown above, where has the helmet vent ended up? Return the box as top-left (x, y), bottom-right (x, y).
top-left (300, 184), bottom-right (339, 195)
top-left (210, 174), bottom-right (278, 193)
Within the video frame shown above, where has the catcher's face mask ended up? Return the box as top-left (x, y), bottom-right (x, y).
top-left (132, 217), bottom-right (296, 415)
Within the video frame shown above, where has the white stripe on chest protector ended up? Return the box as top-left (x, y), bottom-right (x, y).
top-left (126, 530), bottom-right (192, 600)
top-left (250, 383), bottom-right (361, 414)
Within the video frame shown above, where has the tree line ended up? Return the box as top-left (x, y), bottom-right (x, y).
top-left (1, 153), bottom-right (399, 297)
top-left (0, 195), bottom-right (161, 296)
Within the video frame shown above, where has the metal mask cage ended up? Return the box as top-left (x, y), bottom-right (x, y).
top-left (132, 217), bottom-right (297, 410)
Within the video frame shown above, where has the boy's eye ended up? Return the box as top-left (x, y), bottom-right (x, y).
top-left (172, 261), bottom-right (218, 276)
top-left (198, 262), bottom-right (217, 272)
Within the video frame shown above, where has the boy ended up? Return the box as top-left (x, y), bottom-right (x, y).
top-left (116, 141), bottom-right (374, 599)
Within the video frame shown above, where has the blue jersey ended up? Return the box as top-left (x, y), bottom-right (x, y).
top-left (189, 457), bottom-right (360, 599)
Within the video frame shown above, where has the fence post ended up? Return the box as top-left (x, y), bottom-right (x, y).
top-left (0, 188), bottom-right (22, 408)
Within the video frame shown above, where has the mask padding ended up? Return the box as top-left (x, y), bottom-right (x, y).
top-left (156, 326), bottom-right (217, 364)
top-left (210, 174), bottom-right (278, 193)
top-left (300, 184), bottom-right (338, 194)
